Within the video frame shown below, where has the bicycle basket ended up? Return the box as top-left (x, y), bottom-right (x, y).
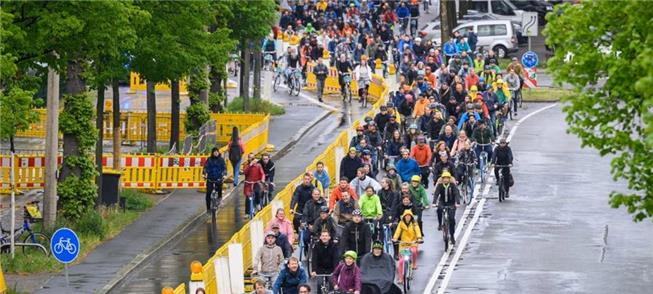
top-left (25, 204), bottom-right (42, 220)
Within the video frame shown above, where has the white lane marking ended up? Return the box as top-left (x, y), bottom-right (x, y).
top-left (436, 198), bottom-right (487, 294)
top-left (425, 103), bottom-right (558, 294)
top-left (424, 182), bottom-right (481, 292)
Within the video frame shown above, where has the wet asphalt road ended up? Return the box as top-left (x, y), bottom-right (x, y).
top-left (432, 104), bottom-right (653, 294)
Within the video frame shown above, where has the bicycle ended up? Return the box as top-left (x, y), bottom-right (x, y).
top-left (273, 65), bottom-right (283, 93)
top-left (263, 52), bottom-right (275, 71)
top-left (495, 164), bottom-right (512, 202)
top-left (359, 83), bottom-right (369, 108)
top-left (363, 217), bottom-right (380, 244)
top-left (341, 73), bottom-right (353, 103)
top-left (288, 68), bottom-right (302, 96)
top-left (437, 206), bottom-right (455, 252)
top-left (457, 162), bottom-right (476, 204)
top-left (253, 272), bottom-right (275, 290)
top-left (0, 205), bottom-right (49, 255)
top-left (257, 181), bottom-right (274, 209)
top-left (476, 142), bottom-right (492, 184)
top-left (394, 240), bottom-right (422, 292)
top-left (206, 179), bottom-right (223, 220)
top-left (496, 104), bottom-right (510, 135)
top-left (314, 274), bottom-right (331, 294)
top-left (382, 223), bottom-right (394, 257)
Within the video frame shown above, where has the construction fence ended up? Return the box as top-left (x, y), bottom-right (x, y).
top-left (171, 73), bottom-right (390, 294)
top-left (304, 61), bottom-right (387, 103)
top-left (1, 114), bottom-right (270, 194)
top-left (15, 110), bottom-right (263, 146)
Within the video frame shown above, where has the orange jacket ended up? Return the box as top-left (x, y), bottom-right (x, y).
top-left (412, 98), bottom-right (429, 118)
top-left (328, 185), bottom-right (358, 210)
top-left (410, 144), bottom-right (432, 167)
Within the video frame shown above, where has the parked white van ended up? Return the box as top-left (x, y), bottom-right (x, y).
top-left (454, 19), bottom-right (519, 58)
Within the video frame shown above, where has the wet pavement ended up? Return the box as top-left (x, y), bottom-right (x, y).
top-left (436, 105), bottom-right (653, 293)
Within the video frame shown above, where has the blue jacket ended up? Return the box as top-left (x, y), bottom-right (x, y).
top-left (313, 170), bottom-right (330, 192)
top-left (457, 112), bottom-right (481, 130)
top-left (203, 156), bottom-right (226, 180)
top-left (273, 264), bottom-right (308, 294)
top-left (395, 157), bottom-right (420, 182)
top-left (396, 6), bottom-right (409, 18)
top-left (443, 41), bottom-right (458, 57)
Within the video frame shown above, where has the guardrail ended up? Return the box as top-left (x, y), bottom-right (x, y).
top-left (1, 115), bottom-right (270, 194)
top-left (15, 110), bottom-right (265, 146)
top-left (168, 75), bottom-right (390, 293)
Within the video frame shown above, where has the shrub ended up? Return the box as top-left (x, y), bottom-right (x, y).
top-left (227, 96), bottom-right (285, 115)
top-left (184, 103), bottom-right (210, 136)
top-left (121, 189), bottom-right (154, 211)
top-left (73, 210), bottom-right (108, 239)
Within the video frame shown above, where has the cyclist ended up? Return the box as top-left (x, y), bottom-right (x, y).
top-left (450, 130), bottom-right (470, 157)
top-left (505, 69), bottom-right (520, 117)
top-left (341, 209), bottom-right (372, 260)
top-left (360, 241), bottom-right (396, 294)
top-left (312, 60), bottom-right (328, 102)
top-left (333, 191), bottom-right (359, 226)
top-left (359, 186), bottom-right (383, 240)
top-left (310, 230), bottom-right (338, 289)
top-left (273, 256), bottom-right (307, 294)
top-left (312, 206), bottom-right (337, 242)
top-left (395, 148), bottom-right (420, 183)
top-left (374, 105), bottom-right (392, 138)
top-left (298, 284), bottom-right (311, 294)
top-left (492, 137), bottom-right (514, 195)
top-left (350, 168), bottom-right (381, 198)
top-left (471, 120), bottom-right (495, 163)
top-left (336, 53), bottom-right (354, 100)
top-left (283, 47), bottom-right (301, 85)
top-left (271, 223), bottom-right (293, 258)
top-left (354, 55), bottom-right (373, 107)
top-left (410, 136), bottom-right (432, 188)
top-left (252, 231), bottom-right (284, 279)
top-left (331, 251), bottom-right (362, 294)
top-left (432, 171), bottom-right (460, 245)
top-left (313, 162), bottom-right (330, 197)
top-left (408, 175), bottom-right (429, 233)
top-left (456, 141), bottom-right (478, 183)
top-left (202, 147), bottom-right (226, 213)
top-left (301, 189), bottom-right (326, 251)
top-left (340, 148), bottom-right (364, 185)
top-left (378, 178), bottom-right (399, 224)
top-left (385, 164), bottom-right (402, 193)
top-left (328, 177), bottom-right (358, 211)
top-left (392, 209), bottom-right (423, 283)
top-left (251, 279), bottom-right (273, 294)
top-left (243, 153), bottom-right (266, 218)
top-left (433, 153), bottom-right (457, 182)
top-left (266, 208), bottom-right (295, 247)
top-left (260, 153), bottom-right (275, 195)
top-left (291, 173), bottom-right (316, 231)
top-left (350, 126), bottom-right (369, 148)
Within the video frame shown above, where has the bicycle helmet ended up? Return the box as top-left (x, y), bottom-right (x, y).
top-left (352, 209), bottom-right (362, 216)
top-left (441, 171), bottom-right (453, 178)
top-left (411, 175), bottom-right (421, 182)
top-left (364, 116), bottom-right (373, 123)
top-left (428, 103), bottom-right (438, 110)
top-left (409, 123), bottom-right (418, 130)
top-left (266, 231), bottom-right (277, 238)
top-left (319, 206), bottom-right (329, 213)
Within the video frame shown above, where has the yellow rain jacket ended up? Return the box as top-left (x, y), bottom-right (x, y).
top-left (393, 210), bottom-right (422, 250)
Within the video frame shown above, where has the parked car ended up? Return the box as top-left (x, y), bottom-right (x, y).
top-left (458, 0), bottom-right (525, 29)
top-left (419, 14), bottom-right (498, 45)
top-left (453, 19), bottom-right (519, 58)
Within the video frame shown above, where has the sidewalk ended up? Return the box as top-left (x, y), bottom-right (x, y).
top-left (26, 91), bottom-right (331, 294)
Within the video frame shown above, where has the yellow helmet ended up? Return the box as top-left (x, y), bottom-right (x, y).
top-left (441, 171), bottom-right (452, 178)
top-left (411, 175), bottom-right (421, 182)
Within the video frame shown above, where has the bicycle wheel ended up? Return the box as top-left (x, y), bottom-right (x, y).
top-left (407, 265), bottom-right (412, 290)
top-left (479, 157), bottom-right (486, 184)
top-left (403, 259), bottom-right (409, 293)
top-left (273, 75), bottom-right (280, 92)
top-left (442, 221), bottom-right (449, 252)
top-left (22, 232), bottom-right (49, 255)
top-left (499, 179), bottom-right (506, 202)
top-left (298, 231), bottom-right (304, 262)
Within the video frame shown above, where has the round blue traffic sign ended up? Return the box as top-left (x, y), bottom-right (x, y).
top-left (521, 51), bottom-right (539, 69)
top-left (50, 228), bottom-right (80, 264)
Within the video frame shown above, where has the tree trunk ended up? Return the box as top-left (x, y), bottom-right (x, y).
top-left (43, 66), bottom-right (60, 230)
top-left (223, 78), bottom-right (229, 108)
top-left (170, 80), bottom-right (180, 152)
top-left (253, 48), bottom-right (261, 99)
top-left (9, 136), bottom-right (14, 153)
top-left (199, 65), bottom-right (210, 105)
top-left (112, 79), bottom-right (121, 170)
top-left (240, 39), bottom-right (251, 112)
top-left (209, 66), bottom-right (222, 94)
top-left (95, 84), bottom-right (105, 203)
top-left (60, 59), bottom-right (85, 180)
top-left (146, 80), bottom-right (157, 153)
top-left (440, 0), bottom-right (457, 45)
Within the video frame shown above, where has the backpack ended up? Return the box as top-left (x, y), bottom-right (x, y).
top-left (228, 140), bottom-right (242, 163)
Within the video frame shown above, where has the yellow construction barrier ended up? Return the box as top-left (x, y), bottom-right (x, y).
top-left (305, 62), bottom-right (384, 103)
top-left (129, 72), bottom-right (188, 93)
top-left (16, 110), bottom-right (267, 146)
top-left (2, 114), bottom-right (270, 194)
top-left (170, 71), bottom-right (389, 294)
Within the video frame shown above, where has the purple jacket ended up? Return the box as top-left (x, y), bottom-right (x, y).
top-left (331, 262), bottom-right (361, 292)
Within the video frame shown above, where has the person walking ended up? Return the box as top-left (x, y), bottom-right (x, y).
top-left (228, 127), bottom-right (245, 187)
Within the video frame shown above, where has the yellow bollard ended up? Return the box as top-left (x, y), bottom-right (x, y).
top-left (161, 287), bottom-right (174, 294)
top-left (189, 261), bottom-right (205, 294)
top-left (375, 58), bottom-right (382, 69)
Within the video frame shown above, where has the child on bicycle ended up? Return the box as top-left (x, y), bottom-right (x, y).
top-left (331, 251), bottom-right (362, 294)
top-left (392, 209), bottom-right (422, 283)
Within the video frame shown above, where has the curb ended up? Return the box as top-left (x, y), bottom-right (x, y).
top-left (101, 110), bottom-right (333, 293)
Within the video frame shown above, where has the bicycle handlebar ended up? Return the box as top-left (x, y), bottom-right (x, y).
top-left (494, 164), bottom-right (513, 168)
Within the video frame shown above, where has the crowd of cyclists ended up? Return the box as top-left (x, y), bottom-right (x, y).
top-left (202, 0), bottom-right (523, 293)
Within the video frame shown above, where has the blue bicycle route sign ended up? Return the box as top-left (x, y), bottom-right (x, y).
top-left (521, 51), bottom-right (539, 69)
top-left (50, 228), bottom-right (80, 264)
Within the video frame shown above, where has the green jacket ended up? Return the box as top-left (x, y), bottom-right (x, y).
top-left (409, 185), bottom-right (429, 208)
top-left (472, 126), bottom-right (494, 144)
top-left (359, 194), bottom-right (383, 218)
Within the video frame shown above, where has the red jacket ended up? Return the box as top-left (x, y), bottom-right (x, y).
top-left (243, 161), bottom-right (265, 196)
top-left (465, 74), bottom-right (479, 91)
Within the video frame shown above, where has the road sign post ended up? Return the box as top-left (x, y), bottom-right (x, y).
top-left (50, 228), bottom-right (80, 289)
top-left (521, 12), bottom-right (538, 51)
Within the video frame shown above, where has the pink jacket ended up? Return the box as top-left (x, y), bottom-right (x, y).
top-left (265, 218), bottom-right (295, 245)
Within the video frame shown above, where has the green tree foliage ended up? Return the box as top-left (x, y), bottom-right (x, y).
top-left (184, 103), bottom-right (210, 137)
top-left (0, 88), bottom-right (39, 152)
top-left (544, 1), bottom-right (653, 221)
